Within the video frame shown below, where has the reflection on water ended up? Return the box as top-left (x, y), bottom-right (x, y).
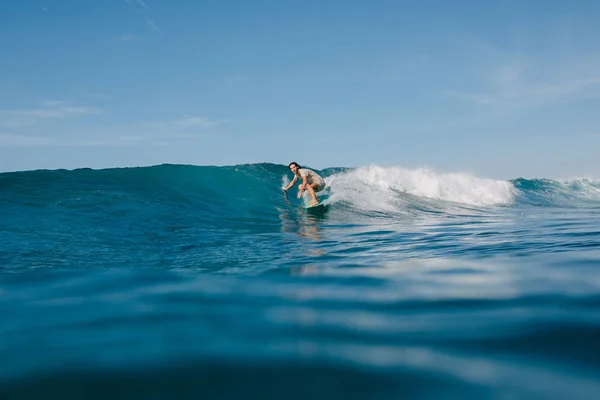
top-left (290, 264), bottom-right (319, 276)
top-left (279, 191), bottom-right (327, 242)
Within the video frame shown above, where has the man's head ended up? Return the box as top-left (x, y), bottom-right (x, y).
top-left (288, 162), bottom-right (301, 174)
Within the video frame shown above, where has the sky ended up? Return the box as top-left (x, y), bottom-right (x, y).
top-left (1, 0), bottom-right (599, 179)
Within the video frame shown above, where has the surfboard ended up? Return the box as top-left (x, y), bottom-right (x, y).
top-left (302, 193), bottom-right (329, 212)
top-left (300, 190), bottom-right (330, 211)
top-left (304, 201), bottom-right (326, 210)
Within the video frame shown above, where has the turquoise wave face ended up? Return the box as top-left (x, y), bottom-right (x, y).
top-left (1, 164), bottom-right (600, 399)
top-left (512, 177), bottom-right (600, 206)
top-left (1, 163), bottom-right (599, 274)
top-left (2, 163), bottom-right (598, 213)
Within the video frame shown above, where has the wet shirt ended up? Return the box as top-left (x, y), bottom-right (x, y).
top-left (298, 168), bottom-right (324, 185)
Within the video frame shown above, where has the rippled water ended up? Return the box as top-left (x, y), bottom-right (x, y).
top-left (1, 164), bottom-right (599, 399)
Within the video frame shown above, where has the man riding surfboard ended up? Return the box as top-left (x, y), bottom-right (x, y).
top-left (283, 162), bottom-right (325, 207)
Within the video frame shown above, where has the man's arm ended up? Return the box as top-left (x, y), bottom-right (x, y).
top-left (296, 176), bottom-right (309, 198)
top-left (283, 175), bottom-right (299, 191)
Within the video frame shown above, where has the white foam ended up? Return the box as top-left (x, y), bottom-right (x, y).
top-left (560, 178), bottom-right (600, 200)
top-left (325, 165), bottom-right (515, 209)
top-left (281, 175), bottom-right (290, 190)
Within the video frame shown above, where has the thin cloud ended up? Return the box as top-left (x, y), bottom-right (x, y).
top-left (125, 0), bottom-right (149, 10)
top-left (0, 102), bottom-right (103, 128)
top-left (134, 0), bottom-right (149, 11)
top-left (82, 92), bottom-right (113, 101)
top-left (448, 68), bottom-right (600, 111)
top-left (40, 99), bottom-right (70, 107)
top-left (119, 34), bottom-right (137, 42)
top-left (0, 133), bottom-right (143, 148)
top-left (0, 134), bottom-right (53, 147)
top-left (144, 17), bottom-right (160, 32)
top-left (0, 112), bottom-right (222, 148)
top-left (125, 0), bottom-right (161, 33)
top-left (443, 91), bottom-right (493, 105)
top-left (173, 117), bottom-right (221, 128)
top-left (445, 40), bottom-right (600, 115)
top-left (143, 116), bottom-right (223, 130)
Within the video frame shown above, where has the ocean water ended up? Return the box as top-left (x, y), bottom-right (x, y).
top-left (1, 163), bottom-right (600, 399)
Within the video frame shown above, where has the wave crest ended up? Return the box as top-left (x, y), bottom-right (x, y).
top-left (325, 165), bottom-right (515, 209)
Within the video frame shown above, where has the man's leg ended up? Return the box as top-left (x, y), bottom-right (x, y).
top-left (305, 183), bottom-right (320, 205)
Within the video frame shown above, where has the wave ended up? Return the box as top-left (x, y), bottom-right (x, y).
top-left (1, 164), bottom-right (598, 222)
top-left (512, 177), bottom-right (600, 206)
top-left (324, 166), bottom-right (516, 212)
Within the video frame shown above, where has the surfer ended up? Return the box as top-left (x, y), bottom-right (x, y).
top-left (283, 162), bottom-right (325, 207)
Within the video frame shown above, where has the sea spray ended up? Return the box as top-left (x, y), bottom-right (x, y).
top-left (325, 165), bottom-right (516, 211)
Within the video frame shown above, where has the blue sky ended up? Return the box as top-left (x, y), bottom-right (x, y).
top-left (1, 0), bottom-right (599, 179)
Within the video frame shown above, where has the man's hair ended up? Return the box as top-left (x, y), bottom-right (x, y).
top-left (288, 162), bottom-right (301, 169)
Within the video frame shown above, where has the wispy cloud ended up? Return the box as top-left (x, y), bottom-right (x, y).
top-left (124, 0), bottom-right (161, 33)
top-left (134, 0), bottom-right (149, 11)
top-left (143, 116), bottom-right (223, 131)
top-left (0, 120), bottom-right (221, 147)
top-left (144, 17), bottom-right (160, 32)
top-left (447, 66), bottom-right (600, 112)
top-left (112, 116), bottom-right (226, 142)
top-left (172, 117), bottom-right (222, 128)
top-left (82, 92), bottom-right (113, 101)
top-left (0, 133), bottom-right (53, 147)
top-left (0, 133), bottom-right (144, 148)
top-left (0, 107), bottom-right (223, 148)
top-left (40, 99), bottom-right (72, 107)
top-left (119, 33), bottom-right (137, 42)
top-left (444, 36), bottom-right (600, 116)
top-left (0, 102), bottom-right (103, 128)
top-left (125, 0), bottom-right (149, 10)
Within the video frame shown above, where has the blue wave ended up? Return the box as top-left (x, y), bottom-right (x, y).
top-left (2, 163), bottom-right (600, 399)
top-left (512, 177), bottom-right (600, 206)
top-left (2, 163), bottom-right (598, 217)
